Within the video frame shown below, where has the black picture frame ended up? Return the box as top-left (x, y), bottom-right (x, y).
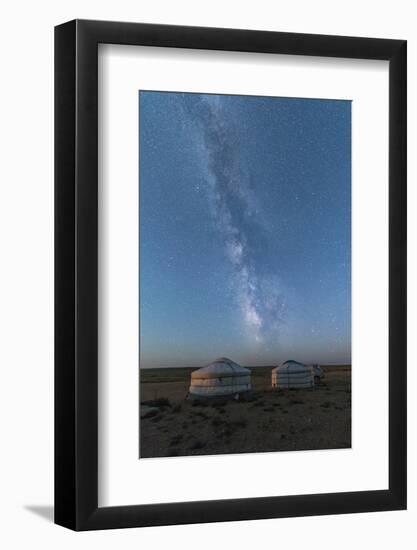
top-left (55, 19), bottom-right (407, 531)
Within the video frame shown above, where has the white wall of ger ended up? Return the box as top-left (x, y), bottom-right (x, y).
top-left (0, 1), bottom-right (415, 548)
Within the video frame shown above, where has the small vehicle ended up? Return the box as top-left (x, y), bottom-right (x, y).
top-left (311, 364), bottom-right (325, 385)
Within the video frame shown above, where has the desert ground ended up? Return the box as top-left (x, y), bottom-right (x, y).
top-left (140, 366), bottom-right (351, 458)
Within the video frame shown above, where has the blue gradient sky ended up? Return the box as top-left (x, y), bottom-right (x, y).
top-left (139, 92), bottom-right (351, 368)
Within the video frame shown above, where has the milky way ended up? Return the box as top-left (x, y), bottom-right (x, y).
top-left (181, 94), bottom-right (286, 343)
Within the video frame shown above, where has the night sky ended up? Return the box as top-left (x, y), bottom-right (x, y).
top-left (139, 91), bottom-right (351, 368)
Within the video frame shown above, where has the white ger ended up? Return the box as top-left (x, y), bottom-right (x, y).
top-left (271, 360), bottom-right (314, 389)
top-left (189, 357), bottom-right (252, 400)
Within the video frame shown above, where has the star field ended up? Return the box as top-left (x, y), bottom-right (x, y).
top-left (139, 91), bottom-right (351, 368)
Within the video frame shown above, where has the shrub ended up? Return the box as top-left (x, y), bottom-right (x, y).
top-left (192, 399), bottom-right (208, 408)
top-left (169, 434), bottom-right (183, 446)
top-left (193, 411), bottom-right (209, 419)
top-left (167, 448), bottom-right (179, 457)
top-left (239, 392), bottom-right (256, 402)
top-left (190, 440), bottom-right (206, 450)
top-left (231, 419), bottom-right (248, 429)
top-left (212, 417), bottom-right (225, 427)
top-left (141, 398), bottom-right (171, 408)
top-left (141, 409), bottom-right (159, 419)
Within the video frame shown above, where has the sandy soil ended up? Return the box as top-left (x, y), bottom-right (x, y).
top-left (140, 366), bottom-right (351, 458)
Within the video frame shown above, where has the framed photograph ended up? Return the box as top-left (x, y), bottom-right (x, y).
top-left (55, 20), bottom-right (406, 530)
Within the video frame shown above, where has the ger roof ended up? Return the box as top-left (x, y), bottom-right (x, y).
top-left (191, 357), bottom-right (251, 380)
top-left (272, 359), bottom-right (310, 373)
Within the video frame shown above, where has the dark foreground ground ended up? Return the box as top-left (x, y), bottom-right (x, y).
top-left (140, 366), bottom-right (351, 458)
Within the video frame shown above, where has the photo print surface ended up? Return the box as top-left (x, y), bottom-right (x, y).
top-left (139, 91), bottom-right (351, 459)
